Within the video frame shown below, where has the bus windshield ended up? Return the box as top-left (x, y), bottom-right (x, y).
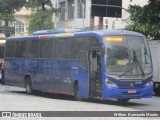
top-left (103, 36), bottom-right (152, 76)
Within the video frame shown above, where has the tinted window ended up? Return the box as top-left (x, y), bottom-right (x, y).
top-left (55, 38), bottom-right (69, 59)
top-left (5, 40), bottom-right (15, 58)
top-left (15, 40), bottom-right (26, 58)
top-left (70, 36), bottom-right (99, 59)
top-left (27, 40), bottom-right (39, 58)
top-left (78, 52), bottom-right (88, 70)
top-left (0, 47), bottom-right (4, 58)
top-left (40, 39), bottom-right (54, 58)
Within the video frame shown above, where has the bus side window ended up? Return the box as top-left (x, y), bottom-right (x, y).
top-left (15, 40), bottom-right (27, 58)
top-left (26, 40), bottom-right (40, 58)
top-left (55, 38), bottom-right (69, 59)
top-left (5, 40), bottom-right (16, 58)
top-left (70, 37), bottom-right (89, 59)
top-left (40, 39), bottom-right (54, 58)
top-left (70, 36), bottom-right (99, 59)
top-left (70, 38), bottom-right (80, 59)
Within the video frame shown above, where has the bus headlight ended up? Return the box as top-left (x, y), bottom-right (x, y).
top-left (105, 79), bottom-right (118, 88)
top-left (144, 81), bottom-right (153, 87)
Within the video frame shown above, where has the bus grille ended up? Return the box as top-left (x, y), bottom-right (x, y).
top-left (118, 84), bottom-right (144, 89)
top-left (119, 79), bottom-right (143, 81)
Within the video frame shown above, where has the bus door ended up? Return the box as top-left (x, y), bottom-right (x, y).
top-left (78, 51), bottom-right (89, 99)
top-left (89, 48), bottom-right (102, 98)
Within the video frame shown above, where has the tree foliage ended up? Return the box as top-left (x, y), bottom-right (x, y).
top-left (0, 0), bottom-right (25, 37)
top-left (27, 0), bottom-right (59, 34)
top-left (28, 10), bottom-right (54, 34)
top-left (0, 0), bottom-right (25, 24)
top-left (126, 0), bottom-right (160, 39)
top-left (25, 0), bottom-right (53, 11)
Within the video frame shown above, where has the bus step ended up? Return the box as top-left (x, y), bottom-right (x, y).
top-left (96, 84), bottom-right (102, 90)
top-left (95, 80), bottom-right (101, 84)
top-left (92, 96), bottom-right (102, 99)
top-left (96, 90), bottom-right (102, 93)
top-left (96, 83), bottom-right (101, 85)
top-left (94, 90), bottom-right (102, 97)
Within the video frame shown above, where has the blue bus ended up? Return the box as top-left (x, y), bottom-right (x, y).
top-left (4, 29), bottom-right (153, 102)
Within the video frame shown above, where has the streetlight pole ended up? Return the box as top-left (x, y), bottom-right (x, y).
top-left (79, 0), bottom-right (85, 30)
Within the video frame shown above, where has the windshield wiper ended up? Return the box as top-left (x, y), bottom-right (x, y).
top-left (132, 49), bottom-right (145, 77)
top-left (135, 58), bottom-right (145, 77)
top-left (119, 50), bottom-right (145, 77)
top-left (119, 62), bottom-right (138, 77)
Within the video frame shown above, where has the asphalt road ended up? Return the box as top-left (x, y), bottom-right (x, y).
top-left (0, 84), bottom-right (160, 120)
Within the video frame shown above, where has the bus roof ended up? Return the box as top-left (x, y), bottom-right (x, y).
top-left (33, 28), bottom-right (82, 35)
top-left (33, 29), bottom-right (144, 36)
top-left (6, 29), bottom-right (144, 41)
top-left (93, 29), bottom-right (144, 37)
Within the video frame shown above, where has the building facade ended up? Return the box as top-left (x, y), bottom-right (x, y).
top-left (51, 0), bottom-right (148, 30)
top-left (0, 7), bottom-right (31, 40)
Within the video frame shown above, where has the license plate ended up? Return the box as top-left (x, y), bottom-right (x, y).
top-left (128, 90), bottom-right (137, 94)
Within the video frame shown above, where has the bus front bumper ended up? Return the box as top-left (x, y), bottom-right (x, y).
top-left (102, 85), bottom-right (153, 100)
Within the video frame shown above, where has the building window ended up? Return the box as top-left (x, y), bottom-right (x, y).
top-left (77, 0), bottom-right (86, 18)
top-left (60, 2), bottom-right (66, 21)
top-left (9, 21), bottom-right (14, 27)
top-left (68, 0), bottom-right (74, 19)
top-left (16, 21), bottom-right (24, 32)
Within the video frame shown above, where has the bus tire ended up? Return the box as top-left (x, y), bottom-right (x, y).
top-left (154, 83), bottom-right (160, 96)
top-left (25, 77), bottom-right (32, 95)
top-left (117, 98), bottom-right (130, 103)
top-left (1, 78), bottom-right (4, 85)
top-left (73, 84), bottom-right (80, 101)
top-left (1, 70), bottom-right (4, 85)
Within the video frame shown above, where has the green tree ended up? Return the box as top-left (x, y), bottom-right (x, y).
top-left (28, 9), bottom-right (54, 34)
top-left (126, 0), bottom-right (160, 39)
top-left (26, 0), bottom-right (59, 34)
top-left (0, 0), bottom-right (26, 37)
top-left (25, 0), bottom-right (53, 11)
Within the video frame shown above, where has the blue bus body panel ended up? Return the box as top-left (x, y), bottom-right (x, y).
top-left (5, 59), bottom-right (23, 87)
top-left (5, 58), bottom-right (79, 95)
top-left (102, 75), bottom-right (153, 100)
top-left (78, 67), bottom-right (89, 99)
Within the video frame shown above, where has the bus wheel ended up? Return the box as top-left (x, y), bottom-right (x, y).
top-left (1, 70), bottom-right (4, 85)
top-left (154, 88), bottom-right (160, 96)
top-left (1, 77), bottom-right (4, 85)
top-left (74, 84), bottom-right (80, 101)
top-left (25, 78), bottom-right (32, 95)
top-left (154, 83), bottom-right (160, 96)
top-left (117, 98), bottom-right (130, 103)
